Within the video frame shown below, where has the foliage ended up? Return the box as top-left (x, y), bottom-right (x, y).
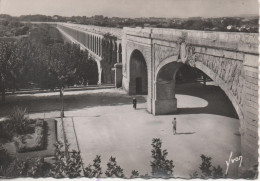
top-left (199, 154), bottom-right (212, 177)
top-left (0, 40), bottom-right (17, 101)
top-left (66, 150), bottom-right (83, 178)
top-left (0, 120), bottom-right (13, 141)
top-left (84, 155), bottom-right (102, 178)
top-left (27, 158), bottom-right (52, 177)
top-left (130, 170), bottom-right (139, 178)
top-left (7, 106), bottom-right (32, 135)
top-left (212, 165), bottom-right (224, 178)
top-left (190, 154), bottom-right (224, 179)
top-left (0, 144), bottom-right (14, 176)
top-left (49, 141), bottom-right (67, 178)
top-left (1, 157), bottom-right (51, 178)
top-left (105, 156), bottom-right (125, 178)
top-left (4, 158), bottom-right (30, 178)
top-left (150, 138), bottom-right (174, 178)
top-left (50, 141), bottom-right (83, 178)
top-left (1, 23), bottom-right (99, 97)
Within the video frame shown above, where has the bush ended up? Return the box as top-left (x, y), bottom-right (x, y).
top-left (200, 154), bottom-right (212, 177)
top-left (27, 158), bottom-right (52, 177)
top-left (0, 144), bottom-right (14, 176)
top-left (8, 106), bottom-right (32, 135)
top-left (150, 138), bottom-right (174, 178)
top-left (50, 141), bottom-right (83, 178)
top-left (130, 170), bottom-right (139, 178)
top-left (1, 157), bottom-right (51, 178)
top-left (105, 156), bottom-right (125, 178)
top-left (84, 155), bottom-right (102, 178)
top-left (4, 158), bottom-right (29, 178)
top-left (190, 154), bottom-right (224, 179)
top-left (0, 121), bottom-right (13, 141)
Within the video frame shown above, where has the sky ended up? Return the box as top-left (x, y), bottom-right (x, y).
top-left (0, 0), bottom-right (259, 18)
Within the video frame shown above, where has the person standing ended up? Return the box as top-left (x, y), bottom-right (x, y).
top-left (172, 117), bottom-right (177, 135)
top-left (133, 97), bottom-right (137, 109)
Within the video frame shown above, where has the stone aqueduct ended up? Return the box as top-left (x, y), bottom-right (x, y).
top-left (56, 23), bottom-right (258, 171)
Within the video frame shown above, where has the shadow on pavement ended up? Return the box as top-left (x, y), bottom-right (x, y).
top-left (0, 89), bottom-right (146, 117)
top-left (175, 132), bottom-right (196, 135)
top-left (176, 83), bottom-right (239, 119)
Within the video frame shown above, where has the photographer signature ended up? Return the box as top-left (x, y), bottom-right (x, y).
top-left (225, 151), bottom-right (242, 175)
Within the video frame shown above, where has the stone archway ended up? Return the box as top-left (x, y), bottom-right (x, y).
top-left (153, 58), bottom-right (243, 120)
top-left (129, 50), bottom-right (148, 95)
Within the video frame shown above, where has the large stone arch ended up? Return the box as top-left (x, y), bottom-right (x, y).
top-left (128, 49), bottom-right (148, 95)
top-left (153, 54), bottom-right (243, 121)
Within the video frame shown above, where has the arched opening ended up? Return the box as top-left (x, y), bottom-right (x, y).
top-left (175, 64), bottom-right (239, 119)
top-left (129, 50), bottom-right (148, 95)
top-left (154, 61), bottom-right (240, 119)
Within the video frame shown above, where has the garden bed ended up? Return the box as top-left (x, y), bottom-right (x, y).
top-left (2, 119), bottom-right (57, 160)
top-left (13, 119), bottom-right (47, 153)
top-left (16, 119), bottom-right (57, 160)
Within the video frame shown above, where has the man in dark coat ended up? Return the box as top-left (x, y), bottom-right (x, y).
top-left (133, 97), bottom-right (137, 109)
top-left (172, 117), bottom-right (177, 135)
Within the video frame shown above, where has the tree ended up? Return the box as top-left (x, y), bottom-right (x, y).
top-left (47, 43), bottom-right (76, 90)
top-left (0, 40), bottom-right (20, 102)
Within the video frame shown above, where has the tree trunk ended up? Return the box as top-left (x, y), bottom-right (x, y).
top-left (60, 87), bottom-right (64, 118)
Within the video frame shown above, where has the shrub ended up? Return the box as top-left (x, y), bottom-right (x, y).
top-left (49, 141), bottom-right (66, 178)
top-left (0, 121), bottom-right (13, 141)
top-left (50, 141), bottom-right (83, 178)
top-left (66, 150), bottom-right (83, 178)
top-left (200, 154), bottom-right (212, 177)
top-left (150, 138), bottom-right (174, 178)
top-left (105, 156), bottom-right (125, 178)
top-left (130, 170), bottom-right (139, 178)
top-left (4, 159), bottom-right (29, 178)
top-left (84, 155), bottom-right (102, 178)
top-left (8, 106), bottom-right (32, 135)
top-left (190, 154), bottom-right (224, 179)
top-left (27, 157), bottom-right (51, 178)
top-left (0, 144), bottom-right (14, 176)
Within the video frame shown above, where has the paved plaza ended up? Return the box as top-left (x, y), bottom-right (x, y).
top-left (0, 83), bottom-right (241, 178)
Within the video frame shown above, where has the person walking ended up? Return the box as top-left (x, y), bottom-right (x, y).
top-left (133, 97), bottom-right (137, 109)
top-left (172, 117), bottom-right (177, 135)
